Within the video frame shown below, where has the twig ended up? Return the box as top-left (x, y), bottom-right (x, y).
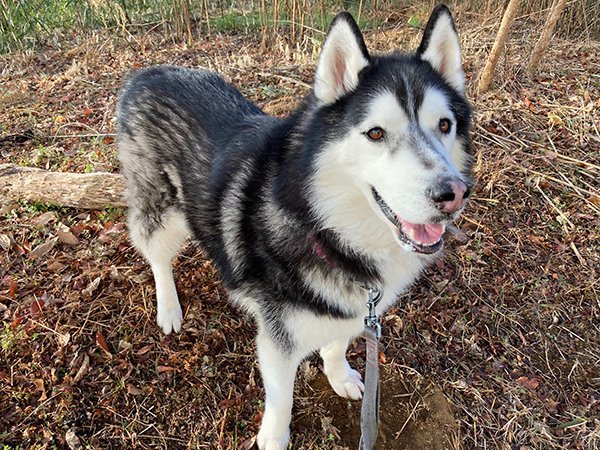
top-left (257, 72), bottom-right (311, 89)
top-left (570, 242), bottom-right (586, 266)
top-left (51, 132), bottom-right (115, 139)
top-left (533, 179), bottom-right (574, 230)
top-left (395, 398), bottom-right (422, 439)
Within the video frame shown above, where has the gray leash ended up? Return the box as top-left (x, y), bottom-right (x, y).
top-left (359, 285), bottom-right (383, 450)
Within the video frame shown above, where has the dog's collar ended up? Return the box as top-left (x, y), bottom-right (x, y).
top-left (308, 233), bottom-right (337, 268)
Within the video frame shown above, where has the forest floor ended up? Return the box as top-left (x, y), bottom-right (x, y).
top-left (0, 11), bottom-right (599, 450)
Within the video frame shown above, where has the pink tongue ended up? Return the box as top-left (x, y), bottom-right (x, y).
top-left (399, 219), bottom-right (444, 245)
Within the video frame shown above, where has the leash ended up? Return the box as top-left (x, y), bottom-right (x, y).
top-left (308, 235), bottom-right (383, 448)
top-left (359, 285), bottom-right (383, 450)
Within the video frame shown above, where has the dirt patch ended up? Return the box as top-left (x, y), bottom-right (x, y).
top-left (297, 363), bottom-right (458, 450)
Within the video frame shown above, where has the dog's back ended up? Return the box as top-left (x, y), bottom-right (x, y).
top-left (117, 65), bottom-right (279, 258)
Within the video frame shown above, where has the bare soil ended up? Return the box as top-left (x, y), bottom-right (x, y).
top-left (1, 13), bottom-right (599, 450)
top-left (299, 366), bottom-right (458, 449)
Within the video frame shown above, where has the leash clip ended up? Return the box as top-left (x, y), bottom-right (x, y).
top-left (364, 285), bottom-right (383, 340)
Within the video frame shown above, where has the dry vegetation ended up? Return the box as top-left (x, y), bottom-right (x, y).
top-left (0, 3), bottom-right (599, 449)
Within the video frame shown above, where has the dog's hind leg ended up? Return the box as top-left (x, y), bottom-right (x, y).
top-left (256, 332), bottom-right (302, 450)
top-left (129, 208), bottom-right (189, 334)
top-left (320, 338), bottom-right (364, 400)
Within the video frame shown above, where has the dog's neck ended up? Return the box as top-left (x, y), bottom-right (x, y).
top-left (306, 229), bottom-right (381, 286)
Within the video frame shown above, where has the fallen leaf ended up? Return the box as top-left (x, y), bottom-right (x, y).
top-left (30, 237), bottom-right (58, 258)
top-left (83, 276), bottom-right (102, 297)
top-left (96, 332), bottom-right (112, 356)
top-left (10, 315), bottom-right (23, 329)
top-left (32, 378), bottom-right (47, 401)
top-left (73, 354), bottom-right (90, 382)
top-left (126, 383), bottom-right (142, 395)
top-left (0, 234), bottom-right (11, 251)
top-left (135, 344), bottom-right (153, 356)
top-left (57, 224), bottom-right (79, 245)
top-left (103, 136), bottom-right (114, 145)
top-left (30, 298), bottom-right (45, 316)
top-left (157, 365), bottom-right (175, 373)
top-left (545, 398), bottom-right (559, 413)
top-left (219, 398), bottom-right (237, 409)
top-left (118, 340), bottom-right (132, 352)
top-left (547, 112), bottom-right (564, 127)
top-left (239, 436), bottom-right (256, 450)
top-left (57, 332), bottom-right (71, 347)
top-left (9, 280), bottom-right (18, 298)
top-left (446, 224), bottom-right (469, 244)
top-left (523, 97), bottom-right (535, 111)
top-left (65, 428), bottom-right (82, 450)
top-left (33, 211), bottom-right (57, 226)
top-left (516, 376), bottom-right (540, 390)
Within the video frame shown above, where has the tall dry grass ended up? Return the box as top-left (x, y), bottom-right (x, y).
top-left (0, 0), bottom-right (598, 54)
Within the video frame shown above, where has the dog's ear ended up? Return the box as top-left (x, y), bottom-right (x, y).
top-left (417, 4), bottom-right (465, 93)
top-left (314, 12), bottom-right (370, 105)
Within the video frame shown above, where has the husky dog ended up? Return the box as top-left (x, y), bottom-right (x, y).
top-left (117, 4), bottom-right (472, 449)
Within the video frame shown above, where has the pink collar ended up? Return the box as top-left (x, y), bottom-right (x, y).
top-left (308, 234), bottom-right (337, 268)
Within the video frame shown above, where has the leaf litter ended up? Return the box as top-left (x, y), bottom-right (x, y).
top-left (0, 15), bottom-right (599, 450)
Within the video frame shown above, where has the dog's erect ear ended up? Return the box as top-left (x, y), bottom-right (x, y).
top-left (314, 12), bottom-right (370, 105)
top-left (417, 4), bottom-right (465, 92)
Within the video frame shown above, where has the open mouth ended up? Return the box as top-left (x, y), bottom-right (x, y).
top-left (371, 187), bottom-right (444, 254)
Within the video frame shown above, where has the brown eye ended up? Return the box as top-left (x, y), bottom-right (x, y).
top-left (366, 127), bottom-right (385, 141)
top-left (439, 118), bottom-right (452, 134)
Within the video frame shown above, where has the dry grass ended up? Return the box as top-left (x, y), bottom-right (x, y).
top-left (0, 11), bottom-right (599, 450)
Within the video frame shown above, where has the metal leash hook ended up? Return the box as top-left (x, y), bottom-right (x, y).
top-left (364, 286), bottom-right (382, 339)
top-left (359, 285), bottom-right (383, 450)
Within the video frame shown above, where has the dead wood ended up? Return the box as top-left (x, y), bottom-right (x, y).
top-left (477, 0), bottom-right (521, 94)
top-left (526, 0), bottom-right (568, 77)
top-left (0, 163), bottom-right (126, 209)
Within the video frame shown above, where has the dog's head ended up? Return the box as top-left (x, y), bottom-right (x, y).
top-left (308, 5), bottom-right (472, 256)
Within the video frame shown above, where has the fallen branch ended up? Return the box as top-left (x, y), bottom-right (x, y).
top-left (0, 163), bottom-right (126, 210)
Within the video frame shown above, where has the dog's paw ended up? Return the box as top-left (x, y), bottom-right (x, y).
top-left (327, 367), bottom-right (364, 400)
top-left (256, 426), bottom-right (290, 450)
top-left (156, 303), bottom-right (183, 334)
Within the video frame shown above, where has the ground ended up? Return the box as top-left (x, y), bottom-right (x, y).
top-left (0, 14), bottom-right (599, 450)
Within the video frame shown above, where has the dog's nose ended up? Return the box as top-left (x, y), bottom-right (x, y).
top-left (430, 178), bottom-right (470, 213)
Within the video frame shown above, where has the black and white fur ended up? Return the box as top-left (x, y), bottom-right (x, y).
top-left (117, 5), bottom-right (472, 449)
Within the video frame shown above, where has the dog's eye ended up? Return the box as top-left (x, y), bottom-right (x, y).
top-left (438, 118), bottom-right (452, 134)
top-left (366, 127), bottom-right (385, 142)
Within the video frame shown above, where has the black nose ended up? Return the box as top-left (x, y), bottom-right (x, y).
top-left (430, 179), bottom-right (469, 213)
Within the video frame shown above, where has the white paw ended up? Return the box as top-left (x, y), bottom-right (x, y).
top-left (256, 426), bottom-right (290, 450)
top-left (156, 302), bottom-right (182, 334)
top-left (327, 367), bottom-right (364, 400)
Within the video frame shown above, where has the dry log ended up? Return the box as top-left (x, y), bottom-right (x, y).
top-left (526, 0), bottom-right (568, 77)
top-left (477, 0), bottom-right (521, 94)
top-left (0, 163), bottom-right (126, 210)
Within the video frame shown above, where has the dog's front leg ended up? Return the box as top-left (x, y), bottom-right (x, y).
top-left (320, 338), bottom-right (364, 400)
top-left (256, 332), bottom-right (299, 450)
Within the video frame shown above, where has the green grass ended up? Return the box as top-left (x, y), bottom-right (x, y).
top-left (0, 0), bottom-right (393, 54)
